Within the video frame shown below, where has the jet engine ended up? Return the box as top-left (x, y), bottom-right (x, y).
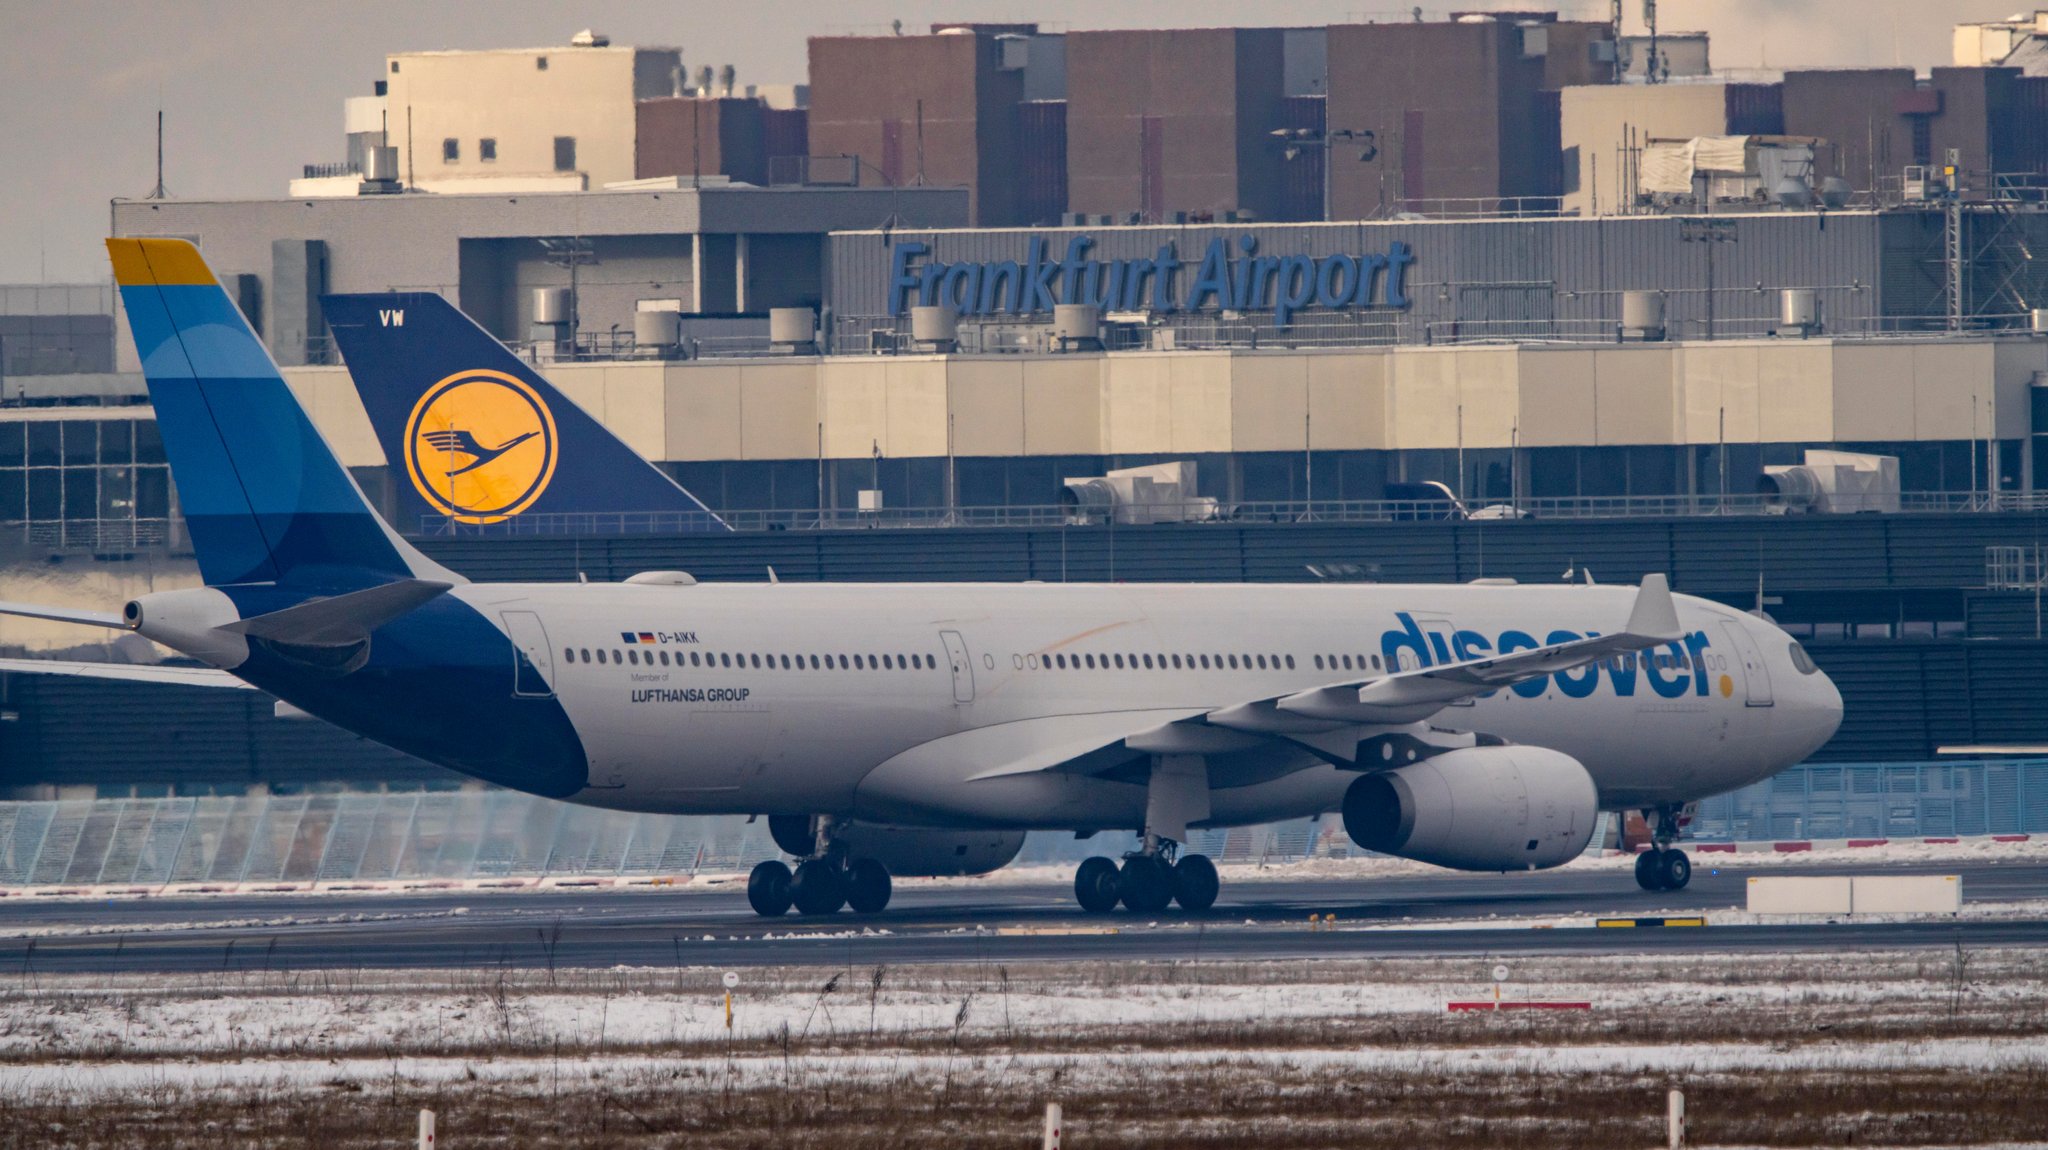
top-left (768, 815), bottom-right (1025, 877)
top-left (1341, 746), bottom-right (1598, 871)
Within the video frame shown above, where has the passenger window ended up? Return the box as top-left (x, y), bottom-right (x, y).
top-left (1314, 654), bottom-right (1325, 670)
top-left (1141, 654), bottom-right (1153, 669)
top-left (1227, 654), bottom-right (1239, 669)
top-left (1284, 654), bottom-right (1295, 669)
top-left (581, 649), bottom-right (591, 662)
top-left (596, 649), bottom-right (607, 664)
top-left (661, 651), bottom-right (671, 666)
top-left (720, 653), bottom-right (732, 668)
top-left (867, 653), bottom-right (878, 668)
top-left (1199, 655), bottom-right (1210, 669)
top-left (896, 653), bottom-right (907, 668)
top-left (1171, 654), bottom-right (1182, 669)
top-left (749, 654), bottom-right (760, 668)
top-left (1083, 654), bottom-right (1095, 669)
top-left (1255, 654), bottom-right (1267, 670)
top-left (1112, 654), bottom-right (1124, 669)
top-left (810, 655), bottom-right (821, 669)
top-left (1371, 654), bottom-right (1383, 670)
top-left (614, 650), bottom-right (624, 663)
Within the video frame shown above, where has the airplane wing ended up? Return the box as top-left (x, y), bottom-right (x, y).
top-left (0, 601), bottom-right (128, 629)
top-left (0, 658), bottom-right (255, 689)
top-left (866, 576), bottom-right (1686, 795)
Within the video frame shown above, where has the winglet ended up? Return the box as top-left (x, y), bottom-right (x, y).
top-left (1626, 573), bottom-right (1682, 641)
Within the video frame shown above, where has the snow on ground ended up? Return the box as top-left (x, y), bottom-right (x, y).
top-left (7, 1034), bottom-right (2047, 1101)
top-left (1, 950), bottom-right (2040, 1064)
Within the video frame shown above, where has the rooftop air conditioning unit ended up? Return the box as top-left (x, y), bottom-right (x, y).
top-left (1060, 462), bottom-right (1221, 525)
top-left (1759, 450), bottom-right (1900, 514)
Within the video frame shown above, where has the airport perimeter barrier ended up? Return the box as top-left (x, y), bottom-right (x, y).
top-left (408, 491), bottom-right (2048, 537)
top-left (0, 761), bottom-right (2041, 890)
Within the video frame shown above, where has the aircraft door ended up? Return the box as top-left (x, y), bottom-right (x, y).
top-left (1717, 622), bottom-right (1774, 707)
top-left (501, 610), bottom-right (556, 698)
top-left (940, 630), bottom-right (975, 703)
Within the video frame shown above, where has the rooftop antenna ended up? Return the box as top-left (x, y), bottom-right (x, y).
top-left (1642, 0), bottom-right (1660, 84)
top-left (146, 107), bottom-right (169, 199)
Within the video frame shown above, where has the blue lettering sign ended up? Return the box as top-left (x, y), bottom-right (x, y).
top-left (882, 232), bottom-right (1421, 324)
top-left (1378, 611), bottom-right (1716, 700)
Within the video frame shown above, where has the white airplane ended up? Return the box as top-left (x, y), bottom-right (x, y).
top-left (0, 240), bottom-right (1843, 918)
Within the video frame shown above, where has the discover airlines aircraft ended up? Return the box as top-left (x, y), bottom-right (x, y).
top-left (0, 240), bottom-right (1842, 918)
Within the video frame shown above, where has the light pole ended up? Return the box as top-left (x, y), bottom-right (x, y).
top-left (1270, 127), bottom-right (1378, 222)
top-left (1678, 217), bottom-right (1737, 340)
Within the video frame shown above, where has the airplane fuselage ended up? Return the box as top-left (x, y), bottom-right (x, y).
top-left (193, 578), bottom-right (1841, 831)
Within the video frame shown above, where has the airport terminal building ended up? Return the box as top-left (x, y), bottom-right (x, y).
top-left (5, 16), bottom-right (2048, 862)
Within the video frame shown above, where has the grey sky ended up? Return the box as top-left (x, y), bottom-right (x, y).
top-left (0, 0), bottom-right (2011, 283)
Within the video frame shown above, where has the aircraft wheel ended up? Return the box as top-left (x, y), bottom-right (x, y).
top-left (1172, 853), bottom-right (1220, 912)
top-left (1118, 855), bottom-right (1175, 914)
top-left (1074, 856), bottom-right (1121, 913)
top-left (747, 859), bottom-right (794, 917)
top-left (1634, 850), bottom-right (1663, 891)
top-left (845, 858), bottom-right (893, 914)
top-left (789, 858), bottom-right (847, 915)
top-left (1657, 848), bottom-right (1692, 892)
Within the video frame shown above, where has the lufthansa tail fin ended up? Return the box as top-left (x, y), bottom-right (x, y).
top-left (323, 292), bottom-right (729, 533)
top-left (107, 239), bottom-right (462, 589)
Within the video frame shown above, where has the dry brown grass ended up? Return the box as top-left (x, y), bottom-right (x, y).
top-left (1, 950), bottom-right (2043, 1148)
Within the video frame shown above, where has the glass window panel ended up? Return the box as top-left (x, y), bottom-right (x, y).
top-left (63, 469), bottom-right (96, 519)
top-left (61, 422), bottom-right (96, 465)
top-left (99, 466), bottom-right (132, 519)
top-left (27, 422), bottom-right (60, 467)
top-left (134, 467), bottom-right (169, 519)
top-left (27, 469), bottom-right (59, 519)
top-left (0, 469), bottom-right (23, 520)
top-left (0, 423), bottom-right (23, 467)
top-left (133, 420), bottom-right (166, 464)
top-left (99, 421), bottom-right (132, 464)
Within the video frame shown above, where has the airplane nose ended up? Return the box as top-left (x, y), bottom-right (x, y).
top-left (1791, 669), bottom-right (1845, 760)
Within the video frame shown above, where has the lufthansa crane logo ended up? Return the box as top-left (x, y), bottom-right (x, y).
top-left (404, 370), bottom-right (559, 524)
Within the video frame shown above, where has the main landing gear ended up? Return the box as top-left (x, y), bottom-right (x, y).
top-left (1073, 750), bottom-right (1223, 914)
top-left (747, 817), bottom-right (894, 917)
top-left (1073, 847), bottom-right (1220, 914)
top-left (1633, 804), bottom-right (1692, 892)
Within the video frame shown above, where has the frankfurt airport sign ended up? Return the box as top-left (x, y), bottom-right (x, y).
top-left (886, 234), bottom-right (1417, 327)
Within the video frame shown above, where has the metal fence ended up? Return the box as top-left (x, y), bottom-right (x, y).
top-left (416, 491), bottom-right (2048, 537)
top-left (1, 760), bottom-right (2038, 888)
top-left (1690, 759), bottom-right (2048, 841)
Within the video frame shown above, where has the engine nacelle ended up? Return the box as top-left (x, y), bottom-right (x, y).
top-left (1342, 746), bottom-right (1599, 871)
top-left (768, 815), bottom-right (1024, 877)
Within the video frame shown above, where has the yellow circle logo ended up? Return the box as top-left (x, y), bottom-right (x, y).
top-left (403, 370), bottom-right (558, 524)
top-left (1718, 674), bottom-right (1734, 698)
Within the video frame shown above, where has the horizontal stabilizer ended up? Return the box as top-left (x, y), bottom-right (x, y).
top-left (0, 600), bottom-right (127, 630)
top-left (0, 658), bottom-right (254, 689)
top-left (218, 579), bottom-right (452, 646)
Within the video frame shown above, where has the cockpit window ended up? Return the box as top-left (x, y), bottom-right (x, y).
top-left (1788, 641), bottom-right (1819, 675)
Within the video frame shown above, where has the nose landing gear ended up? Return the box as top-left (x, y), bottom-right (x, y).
top-left (1633, 804), bottom-right (1693, 892)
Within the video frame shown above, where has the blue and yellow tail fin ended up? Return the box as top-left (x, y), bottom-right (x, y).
top-left (323, 292), bottom-right (728, 533)
top-left (108, 239), bottom-right (460, 588)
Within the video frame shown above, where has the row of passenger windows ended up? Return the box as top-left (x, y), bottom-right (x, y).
top-left (1026, 650), bottom-right (1335, 672)
top-left (563, 647), bottom-right (938, 672)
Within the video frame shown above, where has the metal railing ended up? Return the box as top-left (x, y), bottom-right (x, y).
top-left (7, 519), bottom-right (175, 550)
top-left (418, 491), bottom-right (2048, 537)
top-left (831, 309), bottom-right (2048, 358)
top-left (299, 161), bottom-right (360, 180)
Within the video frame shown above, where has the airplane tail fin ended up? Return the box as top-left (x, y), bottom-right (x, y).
top-left (323, 292), bottom-right (729, 533)
top-left (107, 239), bottom-right (462, 589)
